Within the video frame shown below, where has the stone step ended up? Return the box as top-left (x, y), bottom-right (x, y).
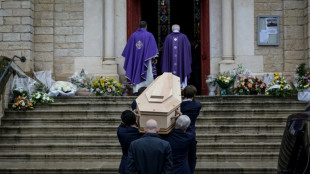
top-left (0, 162), bottom-right (277, 174)
top-left (1, 118), bottom-right (122, 126)
top-left (4, 110), bottom-right (123, 118)
top-left (195, 95), bottom-right (299, 102)
top-left (26, 100), bottom-right (306, 111)
top-left (51, 95), bottom-right (299, 103)
top-left (0, 152), bottom-right (279, 162)
top-left (0, 125), bottom-right (285, 134)
top-left (200, 109), bottom-right (302, 117)
top-left (4, 108), bottom-right (301, 119)
top-left (0, 143), bottom-right (280, 153)
top-left (29, 102), bottom-right (132, 111)
top-left (0, 133), bottom-right (283, 144)
top-left (196, 125), bottom-right (285, 134)
top-left (1, 117), bottom-right (288, 126)
top-left (53, 96), bottom-right (136, 103)
top-left (201, 101), bottom-right (306, 110)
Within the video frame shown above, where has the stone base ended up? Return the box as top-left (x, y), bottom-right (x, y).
top-left (219, 56), bottom-right (263, 73)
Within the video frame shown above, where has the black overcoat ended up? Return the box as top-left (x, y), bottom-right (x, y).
top-left (117, 123), bottom-right (141, 174)
top-left (127, 133), bottom-right (173, 174)
top-left (165, 128), bottom-right (196, 174)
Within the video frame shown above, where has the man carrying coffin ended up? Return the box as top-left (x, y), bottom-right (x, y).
top-left (122, 21), bottom-right (159, 94)
top-left (161, 24), bottom-right (192, 88)
top-left (165, 115), bottom-right (196, 174)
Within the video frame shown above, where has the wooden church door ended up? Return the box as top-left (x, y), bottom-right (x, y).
top-left (126, 0), bottom-right (210, 95)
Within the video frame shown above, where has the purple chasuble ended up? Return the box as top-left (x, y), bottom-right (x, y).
top-left (161, 32), bottom-right (192, 83)
top-left (122, 28), bottom-right (159, 84)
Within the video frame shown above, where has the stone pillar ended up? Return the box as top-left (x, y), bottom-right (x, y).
top-left (103, 0), bottom-right (119, 80)
top-left (220, 0), bottom-right (234, 65)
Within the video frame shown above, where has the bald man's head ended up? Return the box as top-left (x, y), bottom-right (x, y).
top-left (172, 24), bottom-right (180, 32)
top-left (144, 119), bottom-right (159, 133)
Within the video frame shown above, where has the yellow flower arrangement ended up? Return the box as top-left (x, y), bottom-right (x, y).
top-left (92, 76), bottom-right (123, 96)
top-left (266, 72), bottom-right (292, 97)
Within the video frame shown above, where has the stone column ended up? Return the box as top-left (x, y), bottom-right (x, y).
top-left (103, 0), bottom-right (119, 80)
top-left (220, 0), bottom-right (234, 64)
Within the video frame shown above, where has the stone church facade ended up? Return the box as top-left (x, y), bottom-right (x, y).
top-left (0, 0), bottom-right (309, 92)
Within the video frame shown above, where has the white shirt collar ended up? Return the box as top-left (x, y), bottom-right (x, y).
top-left (183, 99), bottom-right (192, 102)
top-left (173, 30), bottom-right (179, 33)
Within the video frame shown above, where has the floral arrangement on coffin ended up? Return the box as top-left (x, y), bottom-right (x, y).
top-left (234, 77), bottom-right (266, 95)
top-left (216, 71), bottom-right (235, 95)
top-left (266, 72), bottom-right (293, 97)
top-left (295, 63), bottom-right (310, 91)
top-left (30, 92), bottom-right (54, 105)
top-left (48, 81), bottom-right (77, 97)
top-left (12, 95), bottom-right (34, 111)
top-left (69, 69), bottom-right (92, 89)
top-left (92, 76), bottom-right (123, 96)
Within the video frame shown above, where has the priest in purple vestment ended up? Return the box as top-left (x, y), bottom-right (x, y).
top-left (161, 24), bottom-right (192, 88)
top-left (122, 21), bottom-right (159, 94)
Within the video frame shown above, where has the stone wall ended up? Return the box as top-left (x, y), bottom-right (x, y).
top-left (0, 76), bottom-right (12, 125)
top-left (254, 0), bottom-right (285, 73)
top-left (34, 0), bottom-right (54, 74)
top-left (255, 0), bottom-right (307, 77)
top-left (283, 0), bottom-right (305, 72)
top-left (0, 0), bottom-right (34, 73)
top-left (306, 0), bottom-right (310, 66)
top-left (34, 0), bottom-right (84, 80)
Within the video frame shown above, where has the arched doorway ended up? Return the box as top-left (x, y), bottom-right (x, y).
top-left (127, 0), bottom-right (210, 95)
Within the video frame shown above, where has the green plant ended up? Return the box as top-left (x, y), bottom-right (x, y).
top-left (296, 63), bottom-right (310, 90)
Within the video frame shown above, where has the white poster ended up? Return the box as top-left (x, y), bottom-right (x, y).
top-left (260, 30), bottom-right (269, 43)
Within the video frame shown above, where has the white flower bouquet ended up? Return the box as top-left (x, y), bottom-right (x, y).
top-left (30, 92), bottom-right (54, 105)
top-left (48, 81), bottom-right (77, 96)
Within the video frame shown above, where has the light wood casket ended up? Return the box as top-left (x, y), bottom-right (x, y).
top-left (136, 72), bottom-right (181, 134)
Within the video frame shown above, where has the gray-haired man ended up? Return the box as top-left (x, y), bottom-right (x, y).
top-left (165, 115), bottom-right (196, 174)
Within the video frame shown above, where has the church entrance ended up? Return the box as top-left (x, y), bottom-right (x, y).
top-left (127, 0), bottom-right (210, 95)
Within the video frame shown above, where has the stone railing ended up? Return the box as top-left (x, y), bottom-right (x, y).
top-left (0, 56), bottom-right (26, 125)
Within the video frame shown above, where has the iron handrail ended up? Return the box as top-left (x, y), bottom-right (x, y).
top-left (0, 55), bottom-right (26, 95)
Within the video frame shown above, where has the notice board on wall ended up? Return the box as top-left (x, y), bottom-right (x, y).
top-left (257, 15), bottom-right (279, 46)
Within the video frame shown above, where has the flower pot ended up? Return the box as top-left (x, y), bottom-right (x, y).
top-left (206, 75), bottom-right (217, 96)
top-left (76, 88), bottom-right (91, 96)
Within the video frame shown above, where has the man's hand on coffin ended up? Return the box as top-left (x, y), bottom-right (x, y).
top-left (175, 109), bottom-right (182, 116)
top-left (133, 109), bottom-right (141, 117)
top-left (171, 110), bottom-right (182, 120)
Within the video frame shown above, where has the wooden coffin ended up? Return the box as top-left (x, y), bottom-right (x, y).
top-left (136, 72), bottom-right (181, 134)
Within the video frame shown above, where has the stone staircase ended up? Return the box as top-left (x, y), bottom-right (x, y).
top-left (0, 95), bottom-right (307, 174)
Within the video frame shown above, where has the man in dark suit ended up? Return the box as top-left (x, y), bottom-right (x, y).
top-left (117, 110), bottom-right (141, 174)
top-left (181, 85), bottom-right (202, 173)
top-left (127, 119), bottom-right (173, 174)
top-left (165, 115), bottom-right (196, 174)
